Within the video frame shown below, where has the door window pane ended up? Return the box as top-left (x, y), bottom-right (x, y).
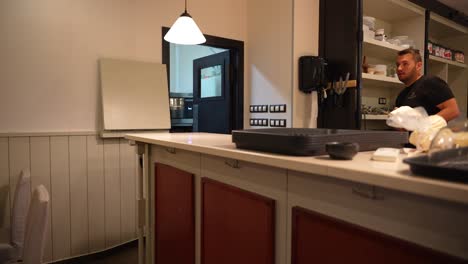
top-left (200, 65), bottom-right (222, 98)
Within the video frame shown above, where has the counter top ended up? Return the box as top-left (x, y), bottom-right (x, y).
top-left (126, 132), bottom-right (468, 205)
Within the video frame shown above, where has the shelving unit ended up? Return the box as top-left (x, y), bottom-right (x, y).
top-left (362, 114), bottom-right (388, 120)
top-left (429, 55), bottom-right (467, 69)
top-left (362, 73), bottom-right (402, 85)
top-left (429, 13), bottom-right (467, 40)
top-left (361, 0), bottom-right (424, 130)
top-left (319, 0), bottom-right (467, 130)
top-left (428, 13), bottom-right (468, 119)
top-left (363, 37), bottom-right (405, 60)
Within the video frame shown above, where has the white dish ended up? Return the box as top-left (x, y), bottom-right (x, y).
top-left (372, 148), bottom-right (400, 162)
top-left (363, 16), bottom-right (376, 30)
top-left (394, 35), bottom-right (409, 41)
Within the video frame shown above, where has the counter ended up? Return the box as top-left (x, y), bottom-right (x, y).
top-left (126, 132), bottom-right (468, 205)
top-left (126, 132), bottom-right (468, 264)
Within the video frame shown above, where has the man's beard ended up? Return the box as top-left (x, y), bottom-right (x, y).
top-left (399, 66), bottom-right (418, 84)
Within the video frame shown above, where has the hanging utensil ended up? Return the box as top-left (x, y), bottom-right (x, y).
top-left (341, 72), bottom-right (350, 95)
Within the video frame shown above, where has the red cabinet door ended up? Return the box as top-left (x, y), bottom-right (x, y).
top-left (201, 178), bottom-right (275, 264)
top-left (291, 206), bottom-right (464, 264)
top-left (154, 163), bottom-right (195, 264)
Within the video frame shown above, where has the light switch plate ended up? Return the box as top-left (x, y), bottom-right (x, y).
top-left (250, 118), bottom-right (269, 127)
top-left (250, 105), bottom-right (269, 113)
top-left (270, 119), bottom-right (287, 127)
top-left (269, 104), bottom-right (287, 113)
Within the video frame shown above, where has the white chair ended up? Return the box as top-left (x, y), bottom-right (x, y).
top-left (22, 185), bottom-right (49, 264)
top-left (0, 169), bottom-right (31, 263)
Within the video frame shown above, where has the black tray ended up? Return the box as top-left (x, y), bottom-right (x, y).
top-left (232, 128), bottom-right (408, 156)
top-left (403, 147), bottom-right (468, 184)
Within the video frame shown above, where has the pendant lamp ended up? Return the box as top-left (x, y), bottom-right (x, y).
top-left (164, 0), bottom-right (206, 45)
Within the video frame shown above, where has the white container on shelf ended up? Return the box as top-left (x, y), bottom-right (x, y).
top-left (387, 38), bottom-right (401, 46)
top-left (363, 16), bottom-right (376, 30)
top-left (400, 39), bottom-right (415, 48)
top-left (394, 35), bottom-right (409, 41)
top-left (374, 64), bottom-right (387, 75)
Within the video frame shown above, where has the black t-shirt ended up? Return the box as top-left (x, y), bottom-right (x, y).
top-left (395, 75), bottom-right (454, 115)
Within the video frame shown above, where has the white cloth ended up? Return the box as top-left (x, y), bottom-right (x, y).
top-left (22, 185), bottom-right (49, 264)
top-left (409, 115), bottom-right (448, 151)
top-left (11, 169), bottom-right (31, 250)
top-left (0, 169), bottom-right (31, 263)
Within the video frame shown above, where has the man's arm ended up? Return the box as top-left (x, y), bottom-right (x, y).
top-left (436, 98), bottom-right (460, 122)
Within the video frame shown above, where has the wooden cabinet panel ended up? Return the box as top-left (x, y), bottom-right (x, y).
top-left (287, 170), bottom-right (468, 260)
top-left (201, 178), bottom-right (275, 264)
top-left (155, 163), bottom-right (195, 264)
top-left (291, 206), bottom-right (465, 264)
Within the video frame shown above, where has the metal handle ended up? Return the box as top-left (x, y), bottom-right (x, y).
top-left (224, 159), bottom-right (240, 169)
top-left (352, 186), bottom-right (384, 200)
top-left (165, 147), bottom-right (176, 154)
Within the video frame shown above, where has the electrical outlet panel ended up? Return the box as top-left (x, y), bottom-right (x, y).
top-left (250, 118), bottom-right (269, 127)
top-left (250, 105), bottom-right (269, 113)
top-left (269, 104), bottom-right (287, 113)
top-left (270, 119), bottom-right (286, 127)
top-left (378, 97), bottom-right (387, 105)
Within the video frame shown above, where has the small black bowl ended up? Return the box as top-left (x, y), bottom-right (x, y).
top-left (325, 142), bottom-right (359, 160)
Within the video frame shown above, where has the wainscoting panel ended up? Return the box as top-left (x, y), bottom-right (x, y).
top-left (69, 136), bottom-right (89, 256)
top-left (0, 134), bottom-right (138, 262)
top-left (0, 138), bottom-right (9, 232)
top-left (87, 135), bottom-right (106, 252)
top-left (50, 136), bottom-right (71, 260)
top-left (8, 137), bottom-right (31, 210)
top-left (119, 139), bottom-right (137, 242)
top-left (104, 139), bottom-right (122, 248)
top-left (30, 136), bottom-right (53, 261)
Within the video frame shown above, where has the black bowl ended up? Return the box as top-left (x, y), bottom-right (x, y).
top-left (326, 142), bottom-right (359, 160)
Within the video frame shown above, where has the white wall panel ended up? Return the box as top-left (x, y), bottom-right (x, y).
top-left (8, 137), bottom-right (30, 209)
top-left (69, 136), bottom-right (89, 255)
top-left (104, 139), bottom-right (121, 246)
top-left (0, 138), bottom-right (9, 238)
top-left (120, 139), bottom-right (136, 242)
top-left (1, 134), bottom-right (138, 261)
top-left (30, 137), bottom-right (53, 261)
top-left (50, 136), bottom-right (71, 260)
top-left (87, 135), bottom-right (106, 252)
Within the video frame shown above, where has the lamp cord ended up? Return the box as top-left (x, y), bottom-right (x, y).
top-left (185, 0), bottom-right (187, 12)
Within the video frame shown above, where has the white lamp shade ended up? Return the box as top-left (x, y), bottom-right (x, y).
top-left (164, 14), bottom-right (206, 45)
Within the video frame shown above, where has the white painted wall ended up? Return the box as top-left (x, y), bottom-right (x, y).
top-left (246, 0), bottom-right (294, 126)
top-left (169, 44), bottom-right (227, 94)
top-left (292, 0), bottom-right (320, 128)
top-left (0, 0), bottom-right (321, 132)
top-left (245, 0), bottom-right (320, 128)
top-left (0, 0), bottom-right (247, 133)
